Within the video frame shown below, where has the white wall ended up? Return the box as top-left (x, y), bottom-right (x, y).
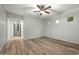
top-left (7, 19), bottom-right (14, 40)
top-left (0, 6), bottom-right (7, 48)
top-left (45, 7), bottom-right (79, 44)
top-left (23, 15), bottom-right (43, 39)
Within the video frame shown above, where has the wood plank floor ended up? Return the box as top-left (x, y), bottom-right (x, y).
top-left (0, 37), bottom-right (79, 55)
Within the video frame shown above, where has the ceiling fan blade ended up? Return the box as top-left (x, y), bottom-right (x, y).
top-left (44, 11), bottom-right (50, 14)
top-left (37, 5), bottom-right (42, 10)
top-left (44, 6), bottom-right (51, 10)
top-left (33, 10), bottom-right (40, 12)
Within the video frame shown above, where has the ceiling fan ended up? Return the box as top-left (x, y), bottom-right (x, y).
top-left (33, 5), bottom-right (51, 15)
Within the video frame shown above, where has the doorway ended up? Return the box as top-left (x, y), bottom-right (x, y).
top-left (13, 22), bottom-right (21, 36)
top-left (7, 18), bottom-right (23, 40)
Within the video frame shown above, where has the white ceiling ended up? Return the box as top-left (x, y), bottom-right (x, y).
top-left (1, 4), bottom-right (79, 16)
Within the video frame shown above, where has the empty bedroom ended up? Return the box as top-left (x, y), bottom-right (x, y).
top-left (0, 4), bottom-right (79, 55)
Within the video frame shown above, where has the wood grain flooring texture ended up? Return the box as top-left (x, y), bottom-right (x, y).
top-left (0, 37), bottom-right (79, 55)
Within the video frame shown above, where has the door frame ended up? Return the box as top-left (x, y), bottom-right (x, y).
top-left (7, 18), bottom-right (23, 40)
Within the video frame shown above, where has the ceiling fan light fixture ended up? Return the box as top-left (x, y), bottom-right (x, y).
top-left (33, 5), bottom-right (51, 15)
top-left (40, 11), bottom-right (44, 13)
top-left (39, 12), bottom-right (44, 15)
